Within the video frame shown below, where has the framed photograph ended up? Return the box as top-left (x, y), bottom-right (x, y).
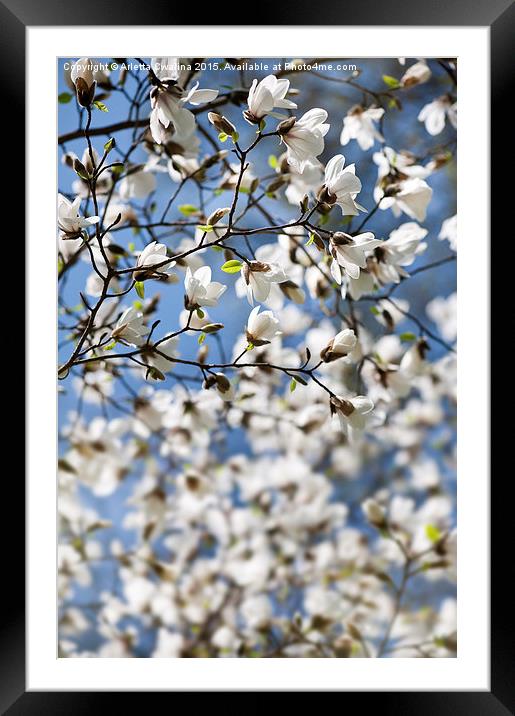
top-left (2, 0), bottom-right (507, 709)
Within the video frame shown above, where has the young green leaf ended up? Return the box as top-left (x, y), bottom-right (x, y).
top-left (58, 92), bottom-right (73, 104)
top-left (93, 100), bottom-right (109, 112)
top-left (382, 75), bottom-right (400, 88)
top-left (221, 260), bottom-right (243, 274)
top-left (135, 281), bottom-right (145, 299)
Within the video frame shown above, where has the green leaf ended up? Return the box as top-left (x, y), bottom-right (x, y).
top-left (198, 332), bottom-right (206, 345)
top-left (370, 306), bottom-right (380, 316)
top-left (246, 342), bottom-right (254, 351)
top-left (93, 100), bottom-right (109, 112)
top-left (197, 224), bottom-right (213, 232)
top-left (425, 524), bottom-right (442, 543)
top-left (58, 92), bottom-right (73, 104)
top-left (231, 131), bottom-right (239, 143)
top-left (103, 341), bottom-right (116, 351)
top-left (218, 132), bottom-right (228, 142)
top-left (268, 155), bottom-right (278, 169)
top-left (221, 259), bottom-right (243, 274)
top-left (289, 378), bottom-right (297, 393)
top-left (211, 245), bottom-right (223, 252)
top-left (259, 118), bottom-right (266, 132)
top-left (135, 281), bottom-right (145, 299)
top-left (306, 233), bottom-right (315, 246)
top-left (196, 308), bottom-right (205, 319)
top-left (382, 74), bottom-right (400, 88)
top-left (400, 332), bottom-right (416, 342)
top-left (179, 204), bottom-right (199, 216)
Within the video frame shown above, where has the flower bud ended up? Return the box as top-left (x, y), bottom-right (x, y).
top-left (202, 322), bottom-right (224, 334)
top-left (362, 498), bottom-right (387, 528)
top-left (208, 112), bottom-right (237, 136)
top-left (71, 57), bottom-right (97, 107)
top-left (207, 207), bottom-right (230, 226)
top-left (320, 328), bottom-right (357, 363)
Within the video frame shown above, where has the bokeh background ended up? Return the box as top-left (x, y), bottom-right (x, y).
top-left (58, 58), bottom-right (456, 656)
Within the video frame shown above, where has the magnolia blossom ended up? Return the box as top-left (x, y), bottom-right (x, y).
top-left (379, 177), bottom-right (433, 222)
top-left (135, 241), bottom-right (175, 281)
top-left (340, 106), bottom-right (385, 150)
top-left (149, 61), bottom-right (218, 144)
top-left (418, 96), bottom-right (457, 135)
top-left (143, 336), bottom-right (180, 379)
top-left (376, 222), bottom-right (428, 283)
top-left (362, 498), bottom-right (387, 527)
top-left (426, 293), bottom-right (457, 342)
top-left (244, 74), bottom-right (297, 124)
top-left (439, 214), bottom-right (457, 251)
top-left (330, 232), bottom-right (383, 281)
top-left (332, 395), bottom-right (375, 440)
top-left (184, 266), bottom-right (227, 309)
top-left (341, 269), bottom-right (377, 301)
top-left (118, 168), bottom-right (157, 200)
top-left (320, 329), bottom-right (357, 363)
top-left (280, 109), bottom-right (329, 173)
top-left (400, 60), bottom-right (431, 88)
top-left (323, 154), bottom-right (364, 215)
top-left (112, 307), bottom-right (149, 347)
top-left (246, 306), bottom-right (281, 346)
top-left (240, 261), bottom-right (288, 306)
top-left (70, 57), bottom-right (97, 105)
top-left (58, 194), bottom-right (99, 239)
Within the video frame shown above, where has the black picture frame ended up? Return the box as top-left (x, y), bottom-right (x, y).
top-left (3, 0), bottom-right (508, 710)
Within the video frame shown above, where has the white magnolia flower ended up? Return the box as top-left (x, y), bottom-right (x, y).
top-left (341, 269), bottom-right (377, 301)
top-left (240, 261), bottom-right (288, 306)
top-left (184, 266), bottom-right (227, 309)
top-left (167, 155), bottom-right (201, 183)
top-left (111, 307), bottom-right (149, 347)
top-left (418, 95), bottom-right (457, 135)
top-left (281, 109), bottom-right (329, 173)
top-left (149, 67), bottom-right (218, 144)
top-left (150, 56), bottom-right (181, 82)
top-left (144, 336), bottom-right (180, 378)
top-left (340, 106), bottom-right (384, 150)
top-left (118, 168), bottom-right (156, 200)
top-left (376, 222), bottom-right (428, 283)
top-left (362, 498), bottom-right (386, 527)
top-left (426, 293), bottom-right (457, 342)
top-left (58, 194), bottom-right (99, 238)
top-left (70, 57), bottom-right (97, 105)
top-left (135, 241), bottom-right (176, 281)
top-left (330, 232), bottom-right (383, 281)
top-left (401, 60), bottom-right (432, 87)
top-left (320, 328), bottom-right (357, 363)
top-left (241, 594), bottom-right (272, 631)
top-left (379, 177), bottom-right (433, 222)
top-left (246, 306), bottom-right (281, 346)
top-left (439, 214), bottom-right (457, 251)
top-left (283, 159), bottom-right (323, 206)
top-left (332, 395), bottom-right (375, 440)
top-left (323, 154), bottom-right (364, 216)
top-left (245, 74), bottom-right (297, 123)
